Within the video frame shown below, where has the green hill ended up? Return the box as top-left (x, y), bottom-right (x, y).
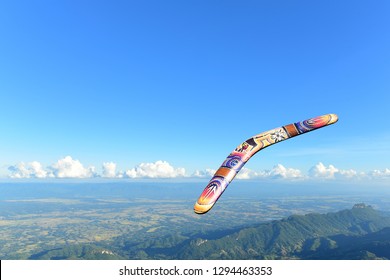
top-left (29, 244), bottom-right (125, 260)
top-left (302, 227), bottom-right (390, 260)
top-left (174, 204), bottom-right (390, 259)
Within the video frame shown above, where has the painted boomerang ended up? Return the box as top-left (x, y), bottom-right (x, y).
top-left (194, 113), bottom-right (338, 214)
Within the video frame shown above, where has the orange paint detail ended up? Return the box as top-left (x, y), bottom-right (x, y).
top-left (284, 124), bottom-right (299, 137)
top-left (215, 167), bottom-right (233, 178)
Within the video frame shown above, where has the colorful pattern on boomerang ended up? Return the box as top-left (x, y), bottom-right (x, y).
top-left (194, 113), bottom-right (339, 214)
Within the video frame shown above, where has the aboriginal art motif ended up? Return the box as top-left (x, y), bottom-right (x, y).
top-left (194, 113), bottom-right (339, 214)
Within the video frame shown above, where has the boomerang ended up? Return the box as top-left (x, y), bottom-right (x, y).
top-left (194, 114), bottom-right (338, 214)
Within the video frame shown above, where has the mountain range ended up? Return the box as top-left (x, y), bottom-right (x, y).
top-left (29, 203), bottom-right (390, 260)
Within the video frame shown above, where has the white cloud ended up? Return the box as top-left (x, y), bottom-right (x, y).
top-left (192, 164), bottom-right (303, 180)
top-left (235, 167), bottom-right (262, 179)
top-left (125, 160), bottom-right (186, 178)
top-left (268, 164), bottom-right (303, 179)
top-left (102, 162), bottom-right (118, 178)
top-left (192, 169), bottom-right (216, 178)
top-left (337, 169), bottom-right (359, 178)
top-left (370, 168), bottom-right (390, 178)
top-left (308, 162), bottom-right (364, 180)
top-left (8, 161), bottom-right (48, 178)
top-left (234, 164), bottom-right (303, 180)
top-left (308, 162), bottom-right (339, 179)
top-left (50, 156), bottom-right (96, 178)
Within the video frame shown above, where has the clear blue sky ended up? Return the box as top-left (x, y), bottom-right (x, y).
top-left (0, 0), bottom-right (389, 178)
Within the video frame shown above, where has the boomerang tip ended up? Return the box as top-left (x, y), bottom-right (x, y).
top-left (308, 113), bottom-right (339, 129)
top-left (328, 113), bottom-right (338, 124)
top-left (194, 201), bottom-right (214, 215)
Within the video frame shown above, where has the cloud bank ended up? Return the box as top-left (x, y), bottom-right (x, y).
top-left (8, 156), bottom-right (96, 179)
top-left (193, 164), bottom-right (303, 180)
top-left (370, 168), bottom-right (390, 178)
top-left (7, 157), bottom-right (186, 179)
top-left (124, 160), bottom-right (185, 178)
top-left (6, 157), bottom-right (390, 181)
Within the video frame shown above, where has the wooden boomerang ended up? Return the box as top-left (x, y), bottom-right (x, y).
top-left (194, 113), bottom-right (339, 214)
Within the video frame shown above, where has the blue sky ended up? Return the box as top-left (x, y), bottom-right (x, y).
top-left (0, 0), bottom-right (389, 180)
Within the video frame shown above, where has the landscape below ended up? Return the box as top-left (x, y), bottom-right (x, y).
top-left (1, 182), bottom-right (390, 260)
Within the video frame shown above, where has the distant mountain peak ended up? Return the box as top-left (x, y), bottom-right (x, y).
top-left (353, 203), bottom-right (372, 209)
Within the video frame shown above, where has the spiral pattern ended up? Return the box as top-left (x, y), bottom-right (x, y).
top-left (222, 155), bottom-right (245, 171)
